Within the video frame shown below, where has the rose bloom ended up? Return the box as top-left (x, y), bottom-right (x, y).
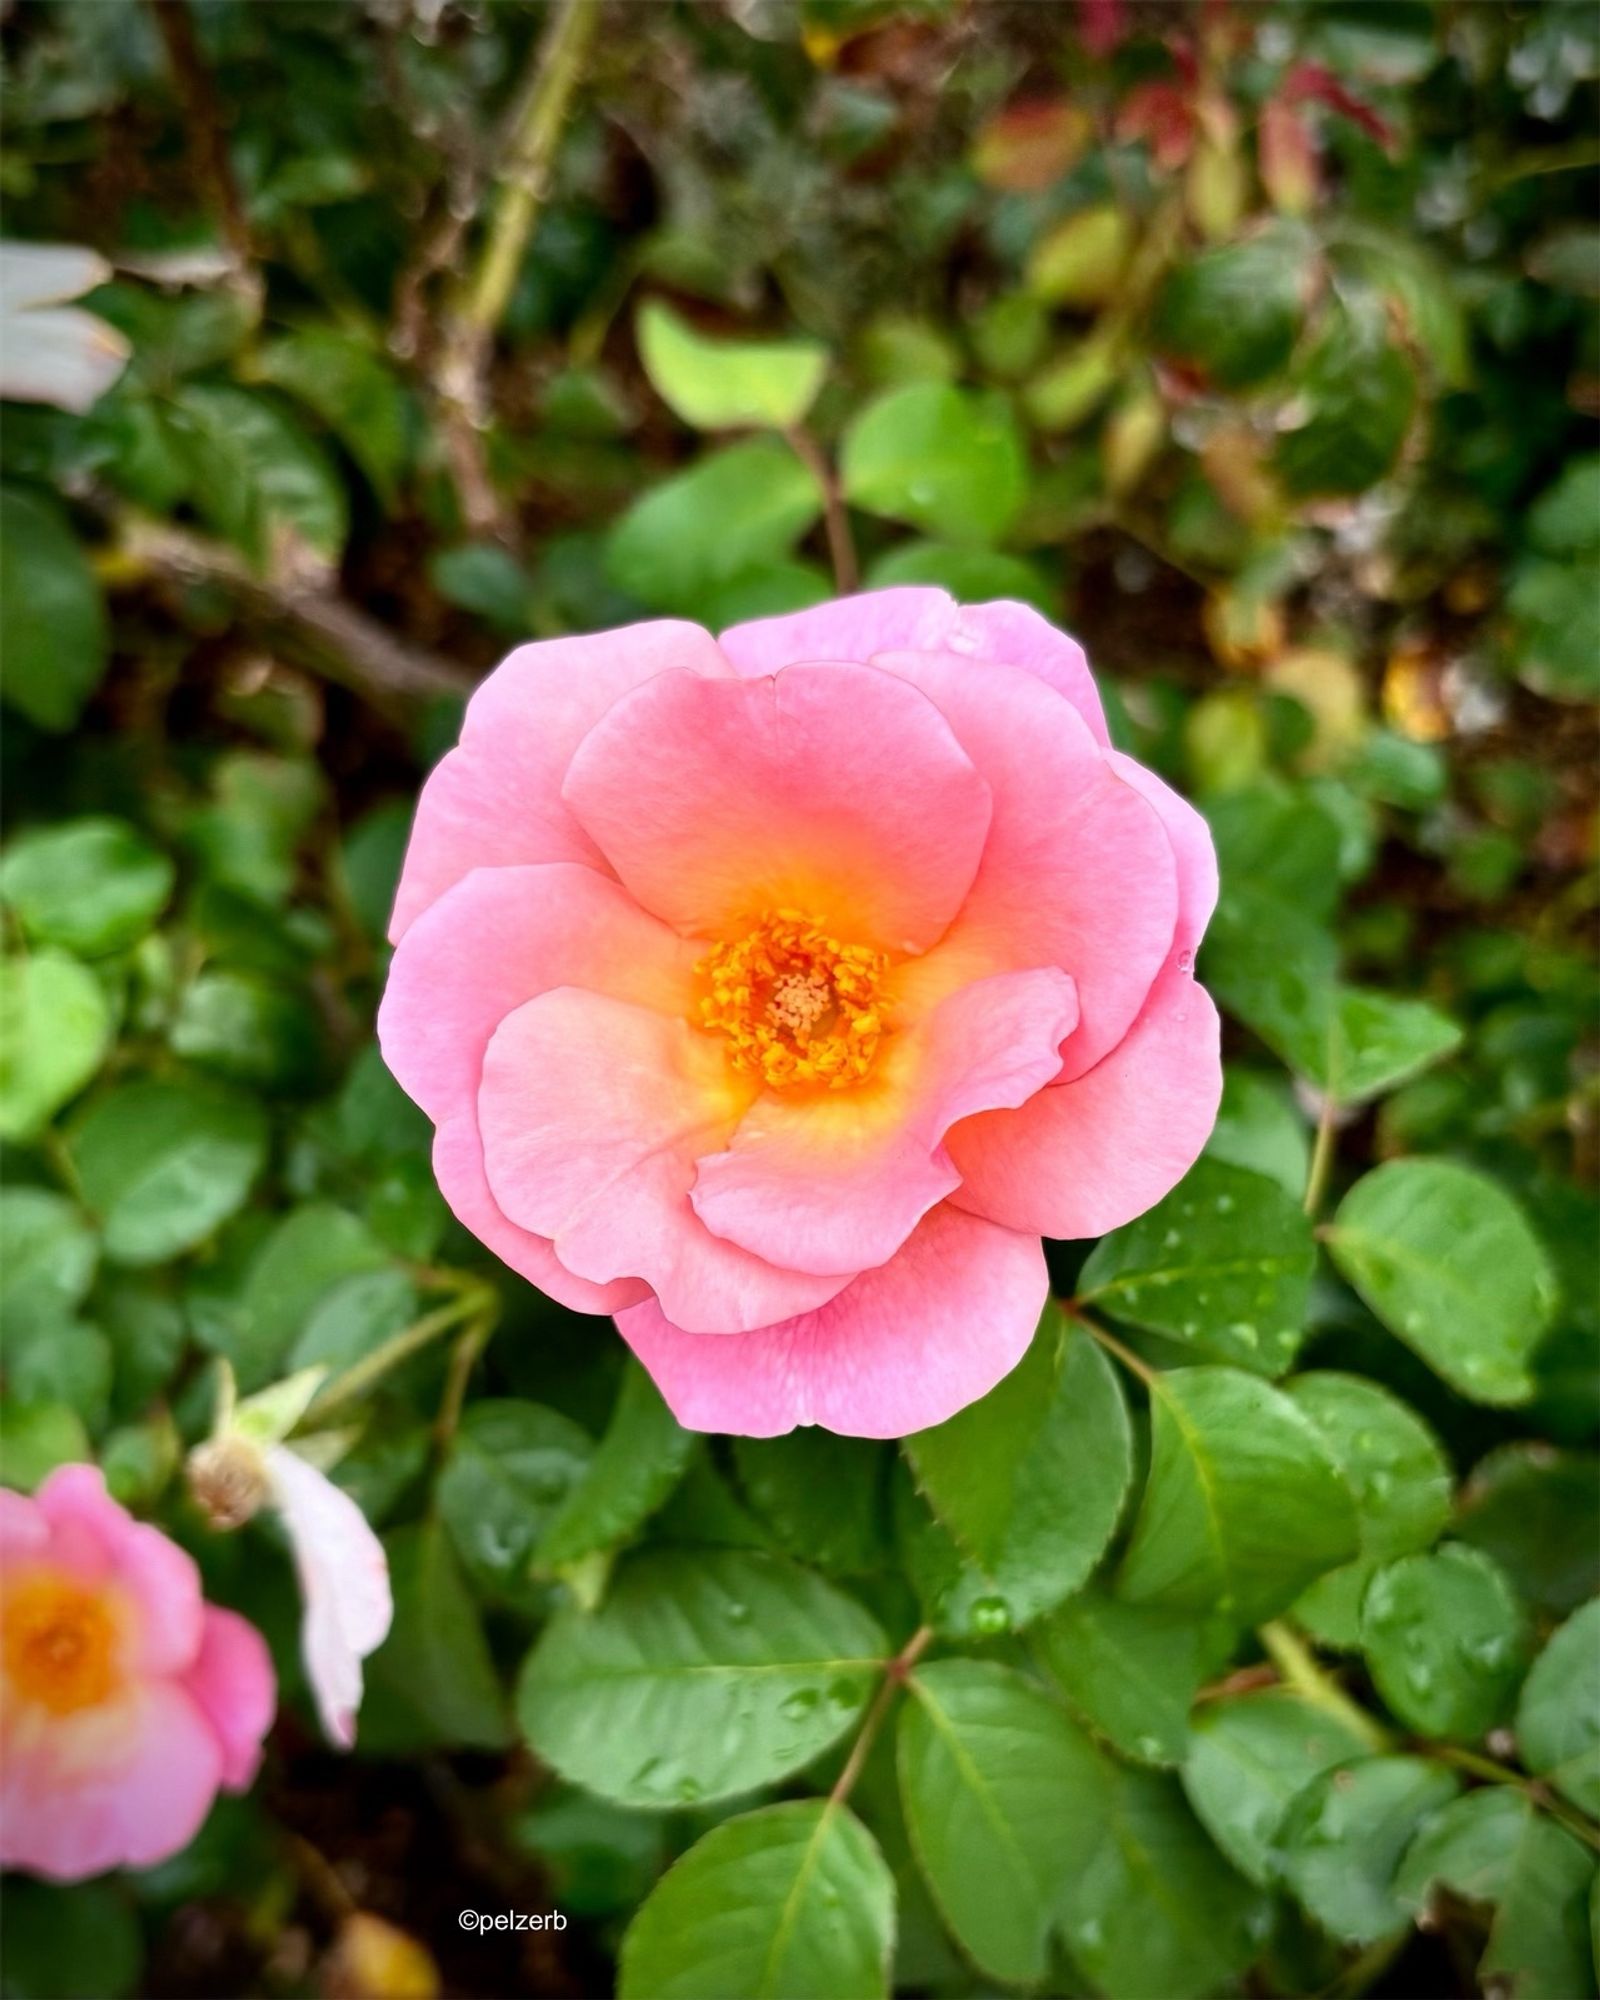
top-left (380, 590), bottom-right (1219, 1438)
top-left (0, 1465), bottom-right (274, 1880)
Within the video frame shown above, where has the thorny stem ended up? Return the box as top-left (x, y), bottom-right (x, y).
top-left (435, 0), bottom-right (599, 538)
top-left (829, 1625), bottom-right (934, 1807)
top-left (785, 426), bottom-right (859, 594)
top-left (146, 0), bottom-right (258, 285)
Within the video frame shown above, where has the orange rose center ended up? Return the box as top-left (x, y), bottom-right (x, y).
top-left (697, 910), bottom-right (890, 1090)
top-left (3, 1574), bottom-right (121, 1714)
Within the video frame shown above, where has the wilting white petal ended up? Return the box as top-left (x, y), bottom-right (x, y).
top-left (0, 241), bottom-right (112, 311)
top-left (265, 1445), bottom-right (393, 1750)
top-left (0, 304), bottom-right (129, 412)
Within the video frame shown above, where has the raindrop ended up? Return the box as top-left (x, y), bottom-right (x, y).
top-left (780, 1688), bottom-right (821, 1722)
top-left (1214, 1193), bottom-right (1235, 1214)
top-left (677, 1777), bottom-right (704, 1803)
top-left (970, 1596), bottom-right (1011, 1635)
top-left (725, 1600), bottom-right (752, 1624)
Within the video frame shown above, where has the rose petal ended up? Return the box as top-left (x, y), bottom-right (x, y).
top-left (692, 967), bottom-right (1077, 1276)
top-left (948, 958), bottom-right (1222, 1239)
top-left (876, 651), bottom-right (1178, 1078)
top-left (266, 1447), bottom-right (392, 1751)
top-left (34, 1464), bottom-right (202, 1676)
top-left (389, 621), bottom-right (730, 942)
top-left (184, 1606), bottom-right (276, 1789)
top-left (561, 662), bottom-right (992, 955)
top-left (617, 1203), bottom-right (1047, 1439)
top-left (479, 990), bottom-right (849, 1332)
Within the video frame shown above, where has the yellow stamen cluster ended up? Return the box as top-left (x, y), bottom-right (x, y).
top-left (697, 910), bottom-right (890, 1090)
top-left (3, 1574), bottom-right (120, 1714)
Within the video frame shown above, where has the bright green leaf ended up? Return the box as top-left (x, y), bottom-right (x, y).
top-left (517, 1548), bottom-right (887, 1809)
top-left (841, 384), bottom-right (1026, 546)
top-left (637, 300), bottom-right (828, 431)
top-left (618, 1800), bottom-right (893, 2000)
top-left (1, 817), bottom-right (173, 957)
top-left (0, 950), bottom-right (111, 1140)
top-left (1327, 1159), bottom-right (1559, 1404)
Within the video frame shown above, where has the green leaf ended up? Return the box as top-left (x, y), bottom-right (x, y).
top-left (254, 328), bottom-right (412, 506)
top-left (182, 752), bottom-right (324, 909)
top-left (698, 559), bottom-right (832, 627)
top-left (1361, 1545), bottom-right (1529, 1739)
top-left (897, 1659), bottom-right (1103, 1985)
top-left (1285, 1372), bottom-right (1452, 1646)
top-left (0, 950), bottom-right (111, 1140)
top-left (428, 543), bottom-right (538, 634)
top-left (1039, 1584), bottom-right (1233, 1767)
top-left (1515, 1599), bottom-right (1600, 1816)
top-left (0, 1401), bottom-right (91, 1492)
top-left (1206, 782), bottom-right (1346, 921)
top-left (618, 1800), bottom-right (893, 2000)
top-left (517, 1547), bottom-right (887, 1808)
top-left (637, 300), bottom-right (828, 431)
top-left (1060, 1762), bottom-right (1268, 2000)
top-left (438, 1399), bottom-right (593, 1607)
top-left (1154, 227), bottom-right (1312, 389)
top-left (1200, 884), bottom-right (1339, 1077)
top-left (0, 484), bottom-right (107, 731)
top-left (190, 1202), bottom-right (392, 1390)
top-left (5, 1315), bottom-right (111, 1429)
top-left (360, 1518), bottom-right (510, 1753)
top-left (1118, 1367), bottom-right (1360, 1622)
top-left (72, 1078), bottom-right (268, 1267)
top-left (0, 1877), bottom-right (142, 1999)
top-left (840, 384), bottom-right (1026, 546)
top-left (1396, 1788), bottom-right (1597, 2000)
top-left (0, 817), bottom-right (173, 956)
top-left (1458, 1444), bottom-right (1600, 1617)
top-left (538, 1361), bottom-right (695, 1569)
top-left (1320, 987), bottom-right (1463, 1106)
top-left (1025, 204), bottom-right (1133, 307)
top-left (1206, 1066), bottom-right (1310, 1200)
top-left (1275, 306), bottom-right (1417, 498)
top-left (170, 383), bottom-right (348, 567)
top-left (1276, 1756), bottom-right (1460, 1943)
top-left (1327, 1159), bottom-right (1559, 1405)
top-left (170, 969), bottom-right (326, 1091)
top-left (605, 438), bottom-right (823, 614)
top-left (864, 540), bottom-right (1056, 617)
top-left (732, 1432), bottom-right (891, 1578)
top-left (905, 1312), bottom-right (1131, 1636)
top-left (0, 1187), bottom-right (97, 1336)
top-left (1078, 1158), bottom-right (1315, 1376)
top-left (1182, 1689), bottom-right (1376, 1888)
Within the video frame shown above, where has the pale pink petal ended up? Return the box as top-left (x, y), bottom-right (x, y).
top-left (0, 242), bottom-right (110, 310)
top-left (379, 861), bottom-right (699, 1127)
top-left (0, 1683), bottom-right (222, 1880)
top-left (948, 959), bottom-right (1222, 1239)
top-left (35, 1464), bottom-right (202, 1676)
top-left (940, 600), bottom-right (1111, 745)
top-left (432, 1114), bottom-right (647, 1316)
top-left (691, 968), bottom-right (1078, 1276)
top-left (561, 663), bottom-right (992, 955)
top-left (1108, 752), bottom-right (1218, 954)
top-left (0, 1488), bottom-right (47, 1565)
top-left (875, 651), bottom-right (1178, 1079)
top-left (184, 1607), bottom-right (275, 1788)
top-left (478, 990), bottom-right (848, 1333)
top-left (0, 305), bottom-right (129, 413)
top-left (617, 1203), bottom-right (1047, 1438)
top-left (266, 1447), bottom-right (392, 1751)
top-left (719, 587), bottom-right (957, 674)
top-left (388, 621), bottom-right (731, 942)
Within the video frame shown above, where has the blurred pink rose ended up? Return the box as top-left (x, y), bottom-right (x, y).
top-left (380, 590), bottom-right (1220, 1438)
top-left (0, 1465), bottom-right (274, 1880)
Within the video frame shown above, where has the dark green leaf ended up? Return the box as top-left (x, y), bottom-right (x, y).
top-left (1039, 1584), bottom-right (1233, 1767)
top-left (1457, 1444), bottom-right (1600, 1617)
top-left (897, 1659), bottom-right (1103, 1986)
top-left (0, 485), bottom-right (107, 731)
top-left (1362, 1545), bottom-right (1528, 1738)
top-left (732, 1431), bottom-right (891, 1578)
top-left (1514, 1599), bottom-right (1600, 1817)
top-left (1276, 1756), bottom-right (1460, 1943)
top-left (360, 1518), bottom-right (510, 1753)
top-left (517, 1548), bottom-right (887, 1808)
top-left (0, 1187), bottom-right (97, 1335)
top-left (618, 1800), bottom-right (892, 2000)
top-left (1327, 1160), bottom-right (1559, 1404)
top-left (905, 1312), bottom-right (1131, 1636)
top-left (1078, 1159), bottom-right (1315, 1376)
top-left (1117, 1367), bottom-right (1360, 1622)
top-left (170, 383), bottom-right (347, 567)
top-left (1154, 228), bottom-right (1313, 389)
top-left (254, 328), bottom-right (412, 506)
top-left (438, 1399), bottom-right (593, 1606)
top-left (538, 1361), bottom-right (695, 1569)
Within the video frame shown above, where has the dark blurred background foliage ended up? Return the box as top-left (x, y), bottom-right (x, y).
top-left (0, 2), bottom-right (1596, 1996)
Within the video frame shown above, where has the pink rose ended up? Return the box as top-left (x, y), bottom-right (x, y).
top-left (0, 1465), bottom-right (275, 1880)
top-left (380, 589), bottom-right (1220, 1438)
